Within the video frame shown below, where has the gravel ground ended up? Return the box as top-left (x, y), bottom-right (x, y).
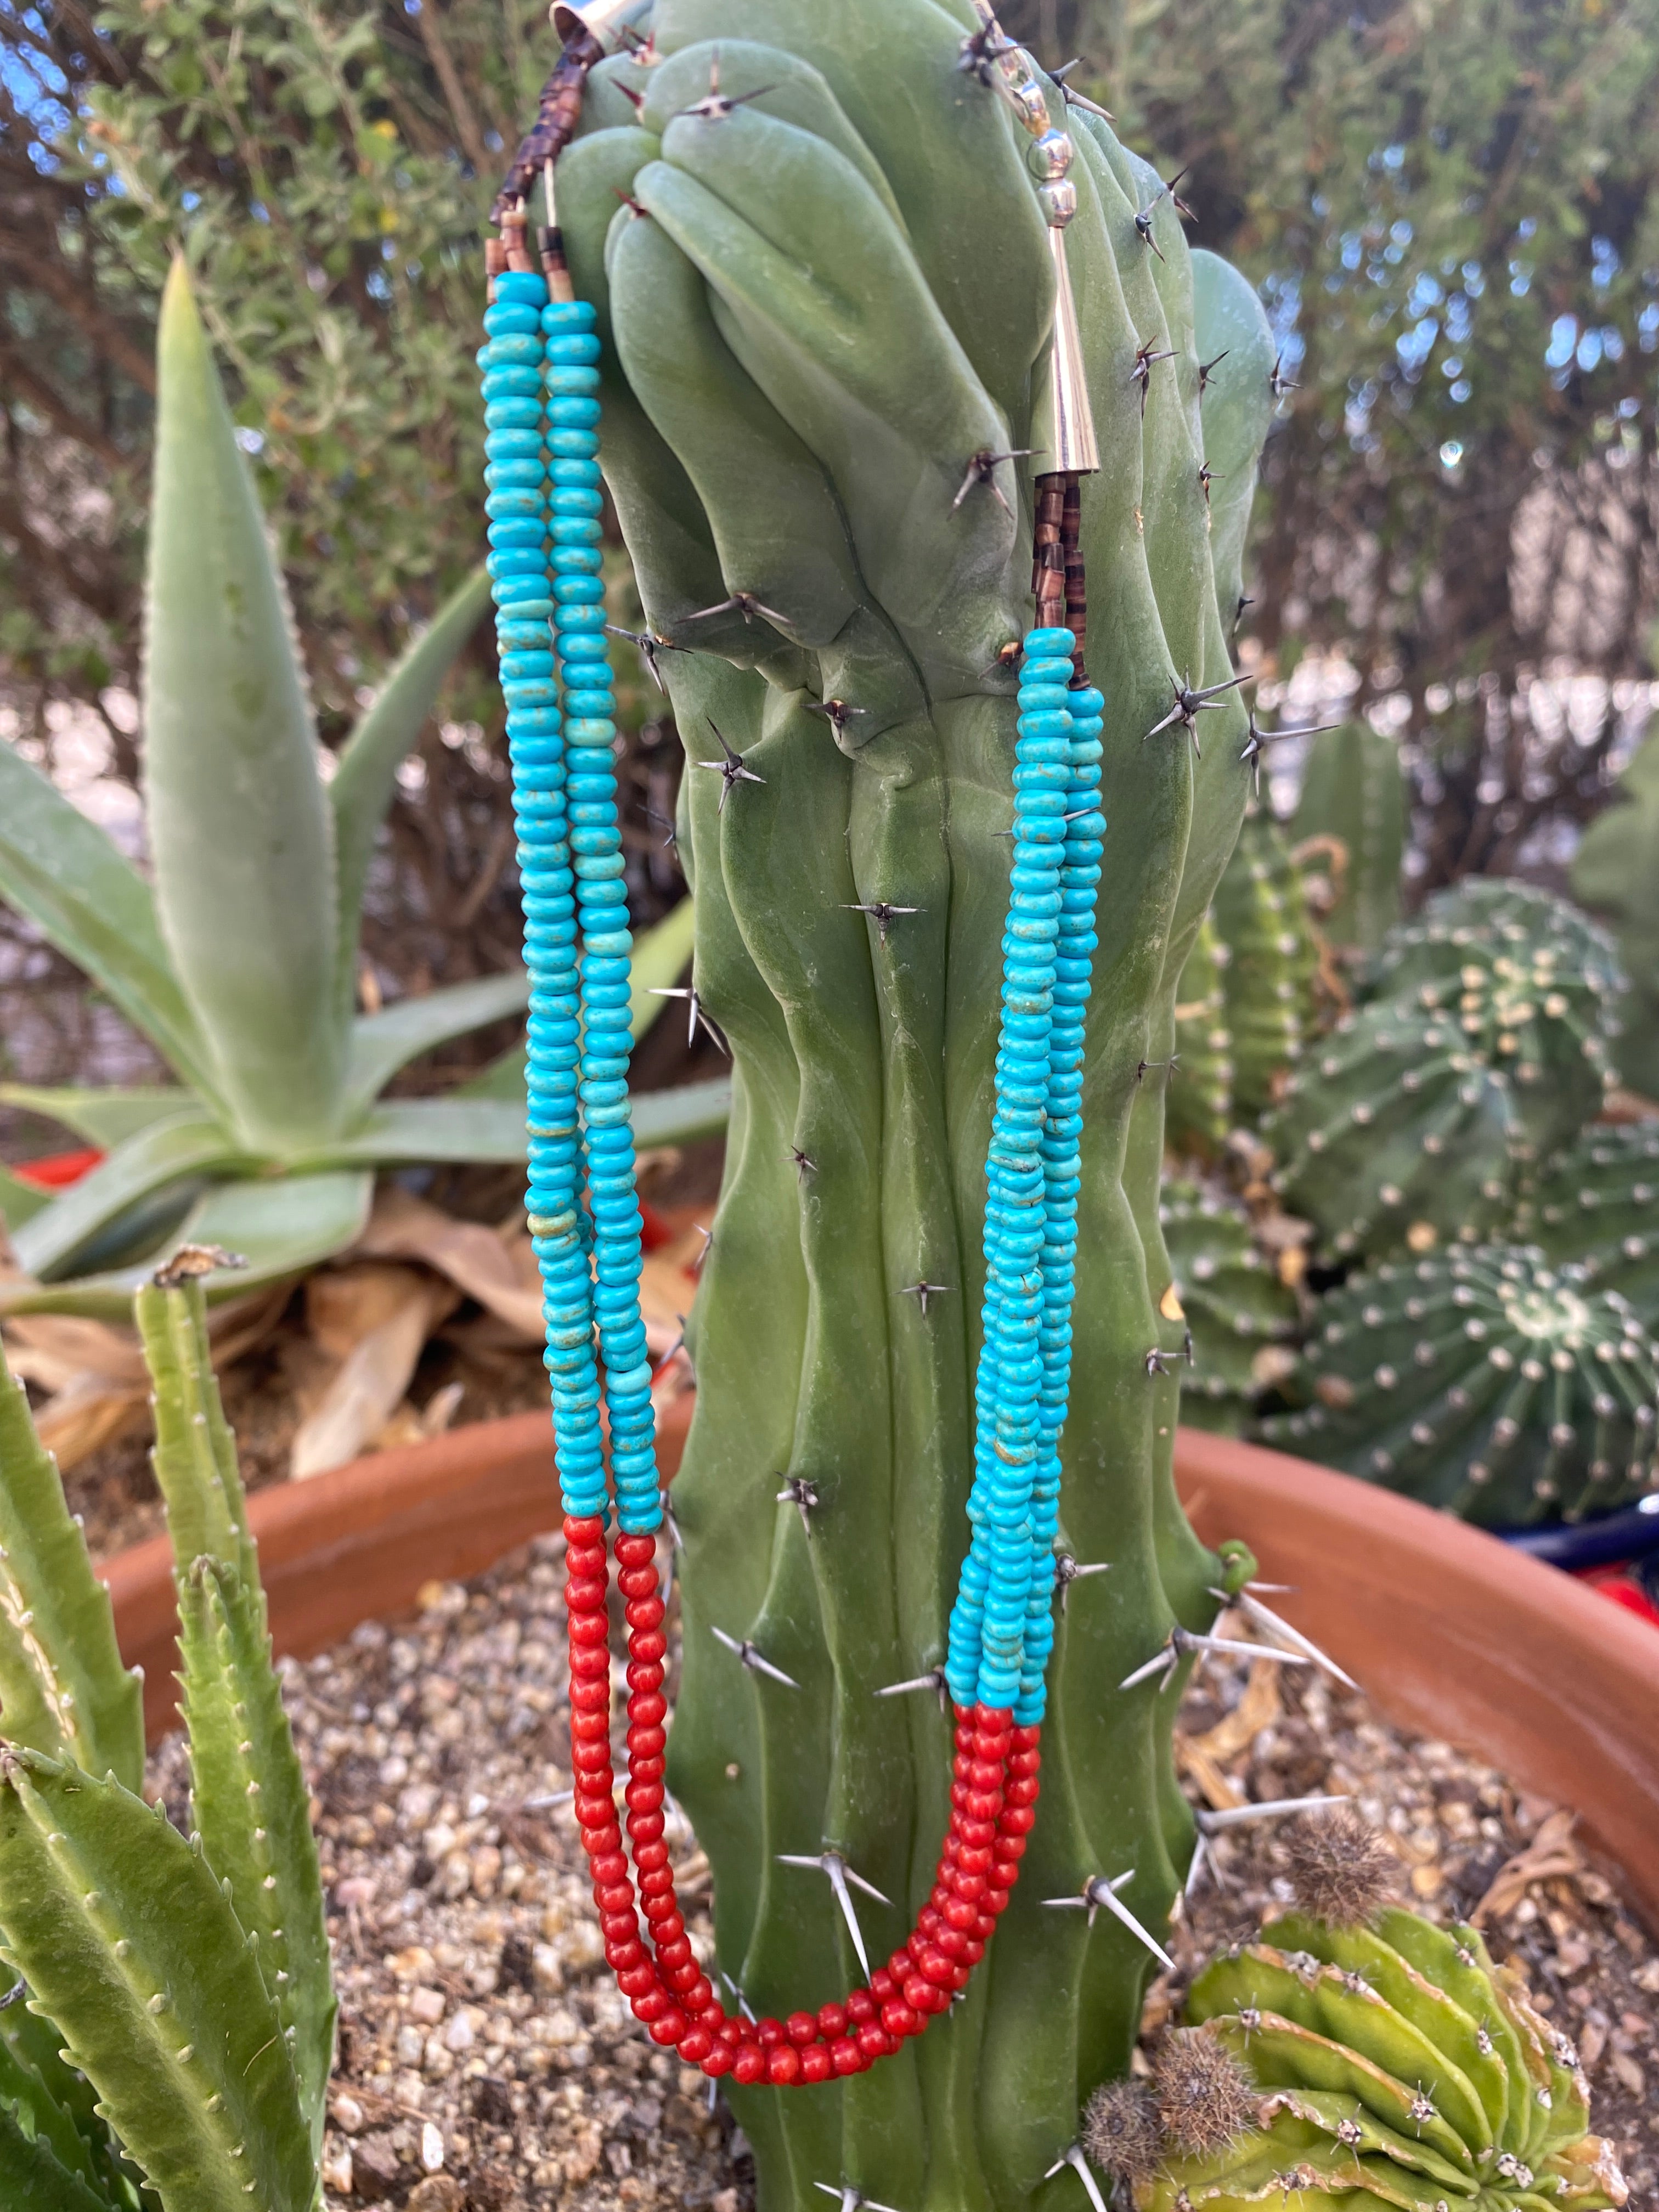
top-left (147, 1538), bottom-right (1658, 2212)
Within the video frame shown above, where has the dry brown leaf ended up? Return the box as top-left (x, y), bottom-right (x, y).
top-left (1470, 1807), bottom-right (1581, 1927)
top-left (1175, 1735), bottom-right (1245, 1813)
top-left (291, 1264), bottom-right (461, 1481)
top-left (353, 1187), bottom-right (543, 1341)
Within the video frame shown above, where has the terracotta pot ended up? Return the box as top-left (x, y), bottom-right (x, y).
top-left (104, 1409), bottom-right (1657, 1922)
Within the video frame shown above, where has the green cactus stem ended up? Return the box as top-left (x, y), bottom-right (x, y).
top-left (547, 3), bottom-right (1277, 2200)
top-left (1211, 805), bottom-right (1321, 1121)
top-left (1570, 714), bottom-right (1659, 1104)
top-left (1289, 721), bottom-right (1405, 956)
top-left (1159, 1182), bottom-right (1297, 1434)
top-left (1167, 921), bottom-right (1234, 1162)
top-left (1266, 883), bottom-right (1622, 1262)
top-left (1508, 1122), bottom-right (1659, 1329)
top-left (1265, 1244), bottom-right (1659, 1527)
top-left (1142, 1908), bottom-right (1628, 2212)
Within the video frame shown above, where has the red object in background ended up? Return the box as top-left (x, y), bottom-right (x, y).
top-left (639, 1199), bottom-right (672, 1251)
top-left (1577, 1563), bottom-right (1659, 1631)
top-left (12, 1146), bottom-right (104, 1190)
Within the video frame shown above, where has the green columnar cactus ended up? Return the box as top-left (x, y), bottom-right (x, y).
top-left (1264, 1244), bottom-right (1659, 1527)
top-left (1266, 882), bottom-right (1622, 1261)
top-left (1159, 1182), bottom-right (1297, 1433)
top-left (1144, 1909), bottom-right (1628, 2212)
top-left (554, 4), bottom-right (1275, 2201)
top-left (1211, 804), bottom-right (1321, 1120)
top-left (0, 1265), bottom-right (329, 2210)
top-left (1289, 721), bottom-right (1406, 955)
top-left (1571, 716), bottom-right (1659, 1102)
top-left (1167, 920), bottom-right (1235, 1161)
top-left (1510, 1122), bottom-right (1659, 1328)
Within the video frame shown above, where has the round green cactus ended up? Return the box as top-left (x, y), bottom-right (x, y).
top-left (1211, 804), bottom-right (1321, 1121)
top-left (1509, 1121), bottom-right (1659, 1328)
top-left (1160, 1181), bottom-right (1297, 1432)
top-left (1168, 918), bottom-right (1235, 1161)
top-left (1142, 1908), bottom-right (1628, 2212)
top-left (1265, 1244), bottom-right (1659, 1526)
top-left (1266, 883), bottom-right (1622, 1262)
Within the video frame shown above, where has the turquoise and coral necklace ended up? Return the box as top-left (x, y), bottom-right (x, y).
top-left (482, 2), bottom-right (1103, 2086)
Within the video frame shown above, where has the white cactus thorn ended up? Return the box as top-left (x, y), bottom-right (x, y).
top-left (1210, 1587), bottom-right (1357, 1689)
top-left (1053, 1551), bottom-right (1109, 1612)
top-left (712, 1625), bottom-right (800, 1689)
top-left (1044, 2142), bottom-right (1112, 2212)
top-left (1196, 1792), bottom-right (1350, 1834)
top-left (1120, 1624), bottom-right (1310, 1691)
top-left (1041, 1871), bottom-right (1176, 1971)
top-left (873, 1666), bottom-right (949, 1711)
top-left (777, 1851), bottom-right (891, 1983)
top-left (719, 1969), bottom-right (758, 2024)
top-left (814, 2187), bottom-right (904, 2212)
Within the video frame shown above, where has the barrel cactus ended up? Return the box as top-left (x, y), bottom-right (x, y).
top-left (0, 1259), bottom-right (330, 2210)
top-left (1265, 1244), bottom-right (1659, 1526)
top-left (1509, 1121), bottom-right (1659, 1328)
top-left (1167, 919), bottom-right (1235, 1162)
top-left (1141, 1906), bottom-right (1628, 2212)
top-left (1266, 882), bottom-right (1622, 1261)
top-left (506, 1), bottom-right (1282, 2200)
top-left (1211, 804), bottom-right (1321, 1120)
top-left (1160, 1180), bottom-right (1297, 1432)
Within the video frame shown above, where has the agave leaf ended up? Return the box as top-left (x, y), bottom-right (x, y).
top-left (177, 1559), bottom-right (335, 2155)
top-left (294, 1096), bottom-right (529, 1167)
top-left (328, 566), bottom-right (493, 1017)
top-left (8, 1109), bottom-right (250, 1285)
top-left (145, 260), bottom-right (343, 1155)
top-left (0, 1341), bottom-right (145, 1791)
top-left (0, 1166), bottom-right (52, 1234)
top-left (0, 1087), bottom-right (193, 1152)
top-left (342, 969), bottom-right (531, 1118)
top-left (0, 1750), bottom-right (315, 2212)
top-left (452, 1043), bottom-right (526, 1102)
top-left (0, 2097), bottom-right (112, 2212)
top-left (0, 746), bottom-right (217, 1102)
top-left (633, 1075), bottom-right (733, 1148)
top-left (0, 1170), bottom-right (373, 1322)
top-left (135, 1277), bottom-right (253, 1578)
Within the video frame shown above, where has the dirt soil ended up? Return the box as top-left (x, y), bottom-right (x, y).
top-left (144, 1539), bottom-right (1659, 2212)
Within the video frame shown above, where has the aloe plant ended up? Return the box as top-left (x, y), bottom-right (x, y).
top-left (0, 1260), bottom-right (330, 2209)
top-left (0, 261), bottom-right (720, 1321)
top-left (546, 7), bottom-right (1279, 2202)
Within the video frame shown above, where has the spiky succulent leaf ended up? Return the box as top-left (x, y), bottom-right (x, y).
top-left (135, 1278), bottom-right (253, 1579)
top-left (1160, 1182), bottom-right (1296, 1433)
top-left (1212, 806), bottom-right (1321, 1120)
top-left (7, 1110), bottom-right (250, 1285)
top-left (0, 1988), bottom-right (144, 2210)
top-left (1291, 723), bottom-right (1404, 955)
top-left (327, 566), bottom-right (492, 1019)
top-left (176, 1559), bottom-right (334, 2154)
top-left (0, 1166), bottom-right (51, 1234)
top-left (1570, 719), bottom-right (1659, 1101)
top-left (1266, 1244), bottom-right (1659, 1526)
top-left (0, 1341), bottom-right (145, 1791)
top-left (0, 1750), bottom-right (315, 2212)
top-left (145, 260), bottom-right (343, 1154)
top-left (342, 971), bottom-right (532, 1119)
top-left (1167, 920), bottom-right (1234, 1161)
top-left (1509, 1121), bottom-right (1659, 1326)
top-left (0, 1087), bottom-right (199, 1152)
top-left (1143, 1909), bottom-right (1627, 2212)
top-left (0, 2097), bottom-right (112, 2212)
top-left (0, 746), bottom-right (217, 1105)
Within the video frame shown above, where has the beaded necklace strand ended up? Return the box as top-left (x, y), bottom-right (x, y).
top-left (482, 11), bottom-right (1101, 2088)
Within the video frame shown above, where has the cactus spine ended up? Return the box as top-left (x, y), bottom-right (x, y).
top-left (540, 4), bottom-right (1277, 2200)
top-left (0, 1271), bottom-right (329, 2211)
top-left (1266, 1245), bottom-right (1659, 1527)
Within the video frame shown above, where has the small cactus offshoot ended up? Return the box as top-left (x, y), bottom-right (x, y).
top-left (1266, 1244), bottom-right (1659, 1526)
top-left (1267, 882), bottom-right (1623, 1261)
top-left (1160, 1181), bottom-right (1299, 1432)
top-left (1290, 720), bottom-right (1406, 956)
top-left (1141, 1901), bottom-right (1628, 2212)
top-left (1280, 1806), bottom-right (1399, 1927)
top-left (1211, 805), bottom-right (1322, 1120)
top-left (1509, 1122), bottom-right (1659, 1329)
top-left (1084, 2077), bottom-right (1164, 2190)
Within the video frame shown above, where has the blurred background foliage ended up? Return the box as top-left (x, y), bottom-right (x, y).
top-left (1, 0), bottom-right (1656, 1047)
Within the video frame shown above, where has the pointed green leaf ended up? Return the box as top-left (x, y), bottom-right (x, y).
top-left (633, 1075), bottom-right (733, 1149)
top-left (452, 1043), bottom-right (526, 1102)
top-left (328, 567), bottom-right (492, 1015)
top-left (177, 1559), bottom-right (334, 2156)
top-left (0, 2096), bottom-right (112, 2212)
top-left (0, 746), bottom-right (216, 1100)
top-left (293, 1096), bottom-right (529, 1167)
top-left (0, 1166), bottom-right (51, 1234)
top-left (0, 1172), bottom-right (373, 1322)
top-left (0, 1341), bottom-right (145, 1793)
top-left (8, 1111), bottom-right (250, 1285)
top-left (0, 1991), bottom-right (142, 2209)
top-left (0, 1750), bottom-right (314, 2212)
top-left (134, 1278), bottom-right (252, 1580)
top-left (343, 969), bottom-right (531, 1118)
top-left (145, 260), bottom-right (344, 1153)
top-left (0, 1087), bottom-right (195, 1152)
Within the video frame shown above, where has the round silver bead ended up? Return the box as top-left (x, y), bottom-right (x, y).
top-left (1038, 178), bottom-right (1079, 227)
top-left (1027, 127), bottom-right (1075, 182)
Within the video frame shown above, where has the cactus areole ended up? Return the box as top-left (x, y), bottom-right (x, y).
top-left (484, 1), bottom-right (1277, 2198)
